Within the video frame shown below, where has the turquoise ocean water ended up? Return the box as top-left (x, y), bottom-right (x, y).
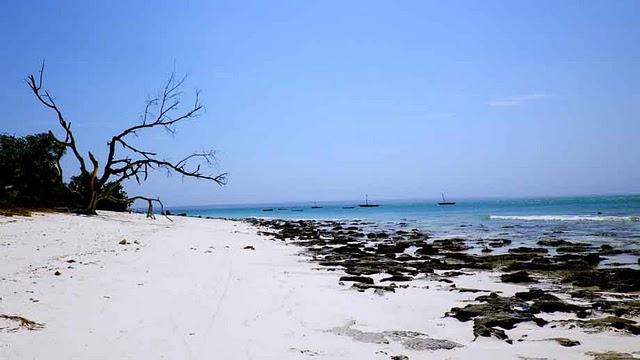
top-left (172, 195), bottom-right (640, 267)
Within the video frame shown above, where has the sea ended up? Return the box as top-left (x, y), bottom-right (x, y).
top-left (171, 194), bottom-right (640, 268)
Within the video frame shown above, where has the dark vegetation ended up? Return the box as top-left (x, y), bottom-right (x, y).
top-left (1, 63), bottom-right (226, 216)
top-left (1, 132), bottom-right (67, 208)
top-left (1, 132), bottom-right (132, 213)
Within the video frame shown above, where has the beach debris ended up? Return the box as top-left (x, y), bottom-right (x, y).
top-left (289, 348), bottom-right (320, 356)
top-left (586, 351), bottom-right (639, 360)
top-left (391, 355), bottom-right (409, 360)
top-left (243, 245), bottom-right (255, 250)
top-left (327, 321), bottom-right (462, 351)
top-left (0, 314), bottom-right (45, 332)
top-left (549, 337), bottom-right (580, 347)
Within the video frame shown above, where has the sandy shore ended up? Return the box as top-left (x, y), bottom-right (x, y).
top-left (1, 212), bottom-right (638, 359)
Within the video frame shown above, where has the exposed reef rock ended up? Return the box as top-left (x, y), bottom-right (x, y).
top-left (247, 218), bottom-right (640, 341)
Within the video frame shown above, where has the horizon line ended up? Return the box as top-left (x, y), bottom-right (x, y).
top-left (161, 191), bottom-right (640, 210)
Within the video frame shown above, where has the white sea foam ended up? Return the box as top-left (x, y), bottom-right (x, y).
top-left (489, 215), bottom-right (640, 222)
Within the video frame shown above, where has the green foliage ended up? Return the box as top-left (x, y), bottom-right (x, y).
top-left (98, 181), bottom-right (129, 211)
top-left (0, 133), bottom-right (68, 207)
top-left (68, 176), bottom-right (130, 212)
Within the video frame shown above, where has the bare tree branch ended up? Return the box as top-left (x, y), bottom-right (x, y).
top-left (27, 63), bottom-right (226, 216)
top-left (26, 62), bottom-right (89, 175)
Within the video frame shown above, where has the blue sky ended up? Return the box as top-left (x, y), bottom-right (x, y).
top-left (1, 1), bottom-right (639, 206)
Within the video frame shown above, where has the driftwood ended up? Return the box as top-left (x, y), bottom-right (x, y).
top-left (0, 314), bottom-right (45, 331)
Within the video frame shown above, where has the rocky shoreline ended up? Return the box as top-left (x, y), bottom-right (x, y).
top-left (247, 218), bottom-right (640, 345)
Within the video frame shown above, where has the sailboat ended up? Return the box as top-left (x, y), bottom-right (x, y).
top-left (358, 194), bottom-right (379, 208)
top-left (438, 193), bottom-right (456, 206)
top-left (311, 201), bottom-right (323, 209)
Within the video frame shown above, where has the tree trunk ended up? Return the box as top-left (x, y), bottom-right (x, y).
top-left (84, 190), bottom-right (99, 215)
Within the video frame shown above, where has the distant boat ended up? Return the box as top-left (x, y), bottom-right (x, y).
top-left (438, 193), bottom-right (456, 206)
top-left (291, 209), bottom-right (304, 212)
top-left (358, 194), bottom-right (379, 208)
top-left (311, 201), bottom-right (323, 209)
top-left (276, 208), bottom-right (288, 211)
top-left (262, 208), bottom-right (274, 212)
top-left (342, 206), bottom-right (355, 209)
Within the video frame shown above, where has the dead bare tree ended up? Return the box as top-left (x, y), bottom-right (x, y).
top-left (26, 63), bottom-right (227, 216)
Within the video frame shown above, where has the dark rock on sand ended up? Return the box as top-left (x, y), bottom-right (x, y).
top-left (432, 239), bottom-right (468, 252)
top-left (381, 275), bottom-right (413, 282)
top-left (446, 292), bottom-right (547, 342)
top-left (501, 271), bottom-right (537, 283)
top-left (351, 282), bottom-right (396, 293)
top-left (391, 356), bottom-right (409, 360)
top-left (569, 316), bottom-right (640, 335)
top-left (537, 239), bottom-right (574, 247)
top-left (487, 239), bottom-right (512, 248)
top-left (508, 247), bottom-right (548, 254)
top-left (339, 276), bottom-right (374, 284)
top-left (414, 244), bottom-right (438, 255)
top-left (514, 288), bottom-right (558, 301)
top-left (561, 268), bottom-right (640, 293)
top-left (376, 243), bottom-right (411, 255)
top-left (556, 245), bottom-right (593, 253)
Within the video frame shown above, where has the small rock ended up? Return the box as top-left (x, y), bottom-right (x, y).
top-left (118, 239), bottom-right (128, 245)
top-left (339, 276), bottom-right (374, 284)
top-left (244, 245), bottom-right (255, 250)
top-left (54, 270), bottom-right (61, 276)
top-left (380, 275), bottom-right (412, 282)
top-left (550, 337), bottom-right (580, 347)
top-left (391, 356), bottom-right (409, 360)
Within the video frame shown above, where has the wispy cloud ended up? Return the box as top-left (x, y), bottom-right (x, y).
top-left (487, 93), bottom-right (547, 107)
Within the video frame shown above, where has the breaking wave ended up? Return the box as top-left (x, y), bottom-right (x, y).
top-left (489, 215), bottom-right (640, 222)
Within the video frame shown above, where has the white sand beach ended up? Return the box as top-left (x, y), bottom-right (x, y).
top-left (1, 212), bottom-right (638, 359)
